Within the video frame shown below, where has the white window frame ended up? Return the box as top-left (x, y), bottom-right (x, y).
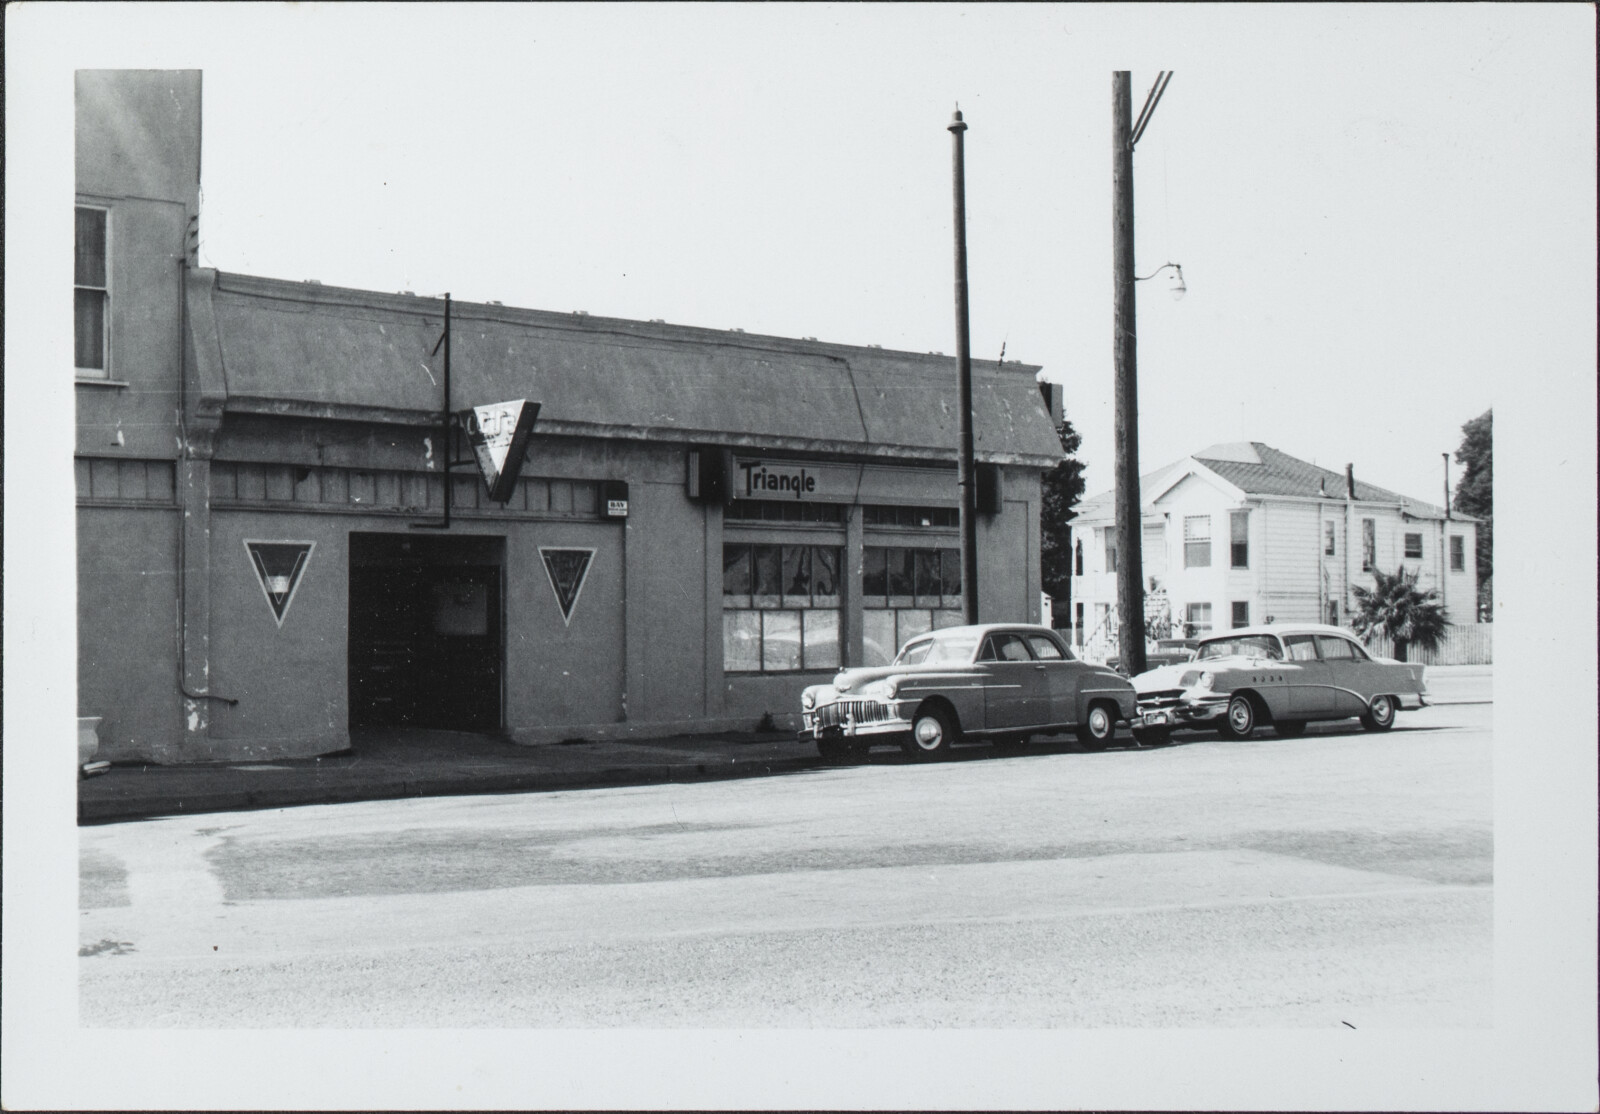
top-left (1184, 515), bottom-right (1212, 568)
top-left (1230, 510), bottom-right (1249, 569)
top-left (75, 204), bottom-right (111, 379)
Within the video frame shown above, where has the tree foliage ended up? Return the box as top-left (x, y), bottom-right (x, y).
top-left (1039, 419), bottom-right (1086, 604)
top-left (1452, 409), bottom-right (1492, 619)
top-left (1349, 566), bottom-right (1449, 662)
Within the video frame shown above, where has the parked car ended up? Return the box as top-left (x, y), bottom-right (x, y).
top-left (1107, 638), bottom-right (1199, 674)
top-left (1128, 624), bottom-right (1427, 744)
top-left (799, 623), bottom-right (1140, 760)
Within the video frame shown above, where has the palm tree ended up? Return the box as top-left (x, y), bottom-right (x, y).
top-left (1349, 566), bottom-right (1449, 662)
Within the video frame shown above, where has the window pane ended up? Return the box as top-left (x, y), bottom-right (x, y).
top-left (75, 289), bottom-right (106, 370)
top-left (897, 608), bottom-right (933, 648)
top-left (75, 207), bottom-right (106, 287)
top-left (1324, 522), bottom-right (1336, 556)
top-left (1316, 635), bottom-right (1355, 660)
top-left (723, 610), bottom-right (761, 671)
top-left (886, 547), bottom-right (913, 604)
top-left (863, 609), bottom-right (897, 666)
top-left (1230, 511), bottom-right (1249, 569)
top-left (1029, 634), bottom-right (1065, 660)
top-left (1450, 535), bottom-right (1465, 571)
top-left (862, 547), bottom-right (887, 602)
top-left (940, 547), bottom-right (962, 607)
top-left (762, 610), bottom-right (802, 671)
top-left (810, 547), bottom-right (839, 607)
top-left (913, 549), bottom-right (940, 605)
top-left (1231, 601), bottom-right (1249, 628)
top-left (1284, 635), bottom-right (1318, 662)
top-left (802, 610), bottom-right (839, 670)
top-left (722, 545), bottom-right (751, 598)
top-left (1361, 519), bottom-right (1376, 571)
top-left (932, 608), bottom-right (964, 630)
top-left (781, 545), bottom-right (810, 605)
top-left (1404, 533), bottom-right (1423, 559)
top-left (752, 544), bottom-right (781, 604)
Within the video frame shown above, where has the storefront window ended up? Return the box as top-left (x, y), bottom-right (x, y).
top-left (723, 543), bottom-right (842, 672)
top-left (861, 545), bottom-right (962, 664)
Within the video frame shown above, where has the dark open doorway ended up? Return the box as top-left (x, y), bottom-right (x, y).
top-left (349, 533), bottom-right (504, 731)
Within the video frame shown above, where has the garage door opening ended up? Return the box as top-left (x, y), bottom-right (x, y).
top-left (348, 533), bottom-right (504, 731)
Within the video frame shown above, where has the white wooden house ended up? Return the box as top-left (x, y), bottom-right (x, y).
top-left (1067, 443), bottom-right (1479, 660)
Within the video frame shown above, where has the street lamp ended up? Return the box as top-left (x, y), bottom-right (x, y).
top-left (1136, 262), bottom-right (1187, 301)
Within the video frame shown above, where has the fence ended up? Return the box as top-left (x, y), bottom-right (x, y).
top-left (1364, 623), bottom-right (1493, 665)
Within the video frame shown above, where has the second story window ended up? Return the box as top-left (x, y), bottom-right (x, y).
top-left (75, 206), bottom-right (110, 377)
top-left (1361, 518), bottom-right (1376, 572)
top-left (1184, 515), bottom-right (1211, 568)
top-left (1073, 539), bottom-right (1083, 576)
top-left (1404, 532), bottom-right (1423, 559)
top-left (1104, 532), bottom-right (1118, 573)
top-left (1324, 521), bottom-right (1336, 556)
top-left (1450, 534), bottom-right (1466, 572)
top-left (1230, 511), bottom-right (1250, 569)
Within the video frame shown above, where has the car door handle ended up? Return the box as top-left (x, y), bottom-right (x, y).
top-left (1034, 664), bottom-right (1047, 670)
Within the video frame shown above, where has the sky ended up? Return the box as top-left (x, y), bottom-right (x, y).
top-left (5, 5), bottom-right (1598, 1110)
top-left (23, 3), bottom-right (1596, 503)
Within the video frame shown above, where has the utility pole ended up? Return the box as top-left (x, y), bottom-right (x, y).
top-left (1110, 70), bottom-right (1174, 674)
top-left (949, 106), bottom-right (979, 625)
top-left (1111, 72), bottom-right (1145, 675)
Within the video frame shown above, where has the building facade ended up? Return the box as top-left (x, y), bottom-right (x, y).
top-left (76, 71), bottom-right (1065, 763)
top-left (1067, 442), bottom-right (1478, 659)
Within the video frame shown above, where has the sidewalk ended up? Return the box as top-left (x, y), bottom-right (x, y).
top-left (79, 727), bottom-right (825, 824)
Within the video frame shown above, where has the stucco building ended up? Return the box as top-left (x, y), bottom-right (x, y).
top-left (1067, 442), bottom-right (1479, 658)
top-left (76, 70), bottom-right (1064, 763)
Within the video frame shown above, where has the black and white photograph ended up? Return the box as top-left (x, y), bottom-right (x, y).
top-left (4, 3), bottom-right (1596, 1110)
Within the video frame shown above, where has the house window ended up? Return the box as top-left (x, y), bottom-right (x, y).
top-left (1361, 518), bottom-right (1376, 572)
top-left (1104, 532), bottom-right (1118, 573)
top-left (1230, 511), bottom-right (1250, 569)
top-left (861, 545), bottom-right (962, 666)
top-left (1184, 515), bottom-right (1211, 568)
top-left (1450, 534), bottom-right (1465, 572)
top-left (1184, 602), bottom-right (1213, 636)
top-left (75, 206), bottom-right (110, 377)
top-left (723, 544), bottom-right (842, 672)
top-left (1324, 521), bottom-right (1336, 556)
top-left (1404, 532), bottom-right (1423, 559)
top-left (1231, 601), bottom-right (1249, 628)
top-left (1073, 539), bottom-right (1083, 577)
top-left (1074, 602), bottom-right (1084, 637)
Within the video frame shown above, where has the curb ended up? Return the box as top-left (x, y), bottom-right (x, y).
top-left (78, 754), bottom-right (820, 824)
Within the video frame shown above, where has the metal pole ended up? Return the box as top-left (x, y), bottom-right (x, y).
top-left (1112, 73), bottom-right (1146, 675)
top-left (949, 107), bottom-right (979, 625)
top-left (443, 292), bottom-right (452, 528)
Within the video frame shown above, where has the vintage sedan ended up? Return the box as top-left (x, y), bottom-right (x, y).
top-left (1128, 623), bottom-right (1428, 744)
top-left (799, 623), bottom-right (1139, 760)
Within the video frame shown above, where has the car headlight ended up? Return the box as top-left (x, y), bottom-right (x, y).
top-left (1196, 670), bottom-right (1215, 691)
top-left (859, 679), bottom-right (898, 700)
top-left (801, 689), bottom-right (817, 711)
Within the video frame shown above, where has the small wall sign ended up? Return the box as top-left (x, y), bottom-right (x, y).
top-left (244, 540), bottom-right (315, 627)
top-left (539, 547), bottom-right (595, 627)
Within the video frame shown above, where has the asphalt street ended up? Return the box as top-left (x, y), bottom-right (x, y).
top-left (79, 700), bottom-right (1492, 1028)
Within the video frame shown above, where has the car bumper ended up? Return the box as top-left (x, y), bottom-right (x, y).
top-left (1133, 694), bottom-right (1228, 729)
top-left (800, 699), bottom-right (911, 739)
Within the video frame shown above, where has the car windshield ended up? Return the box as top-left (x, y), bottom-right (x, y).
top-left (894, 631), bottom-right (980, 666)
top-left (1196, 635), bottom-right (1283, 661)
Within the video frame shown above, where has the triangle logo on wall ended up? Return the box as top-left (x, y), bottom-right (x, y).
top-left (539, 547), bottom-right (595, 627)
top-left (245, 540), bottom-right (315, 628)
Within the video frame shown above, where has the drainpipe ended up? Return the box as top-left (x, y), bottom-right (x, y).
top-left (1342, 464), bottom-right (1354, 625)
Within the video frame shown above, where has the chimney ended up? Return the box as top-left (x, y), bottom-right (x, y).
top-left (1345, 463), bottom-right (1356, 500)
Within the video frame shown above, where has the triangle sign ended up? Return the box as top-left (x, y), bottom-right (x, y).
top-left (462, 399), bottom-right (541, 503)
top-left (244, 540), bottom-right (315, 627)
top-left (539, 547), bottom-right (595, 627)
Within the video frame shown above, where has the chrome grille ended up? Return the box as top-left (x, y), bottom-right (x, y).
top-left (813, 699), bottom-right (895, 728)
top-left (1138, 689), bottom-right (1186, 710)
